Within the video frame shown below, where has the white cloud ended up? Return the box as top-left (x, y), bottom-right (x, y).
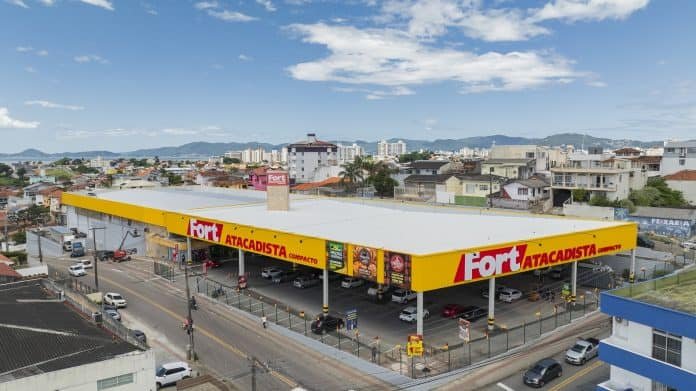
top-left (161, 128), bottom-right (199, 135)
top-left (532, 0), bottom-right (649, 22)
top-left (7, 0), bottom-right (29, 8)
top-left (25, 66), bottom-right (37, 73)
top-left (238, 54), bottom-right (252, 61)
top-left (146, 9), bottom-right (157, 15)
top-left (16, 46), bottom-right (33, 52)
top-left (25, 100), bottom-right (85, 111)
top-left (288, 23), bottom-right (580, 94)
top-left (211, 63), bottom-right (224, 70)
top-left (194, 1), bottom-right (218, 10)
top-left (36, 49), bottom-right (48, 56)
top-left (38, 0), bottom-right (54, 5)
top-left (74, 54), bottom-right (109, 64)
top-left (207, 9), bottom-right (257, 22)
top-left (78, 0), bottom-right (114, 11)
top-left (256, 0), bottom-right (276, 12)
top-left (0, 107), bottom-right (39, 129)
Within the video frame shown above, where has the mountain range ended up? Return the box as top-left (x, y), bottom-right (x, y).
top-left (0, 133), bottom-right (665, 160)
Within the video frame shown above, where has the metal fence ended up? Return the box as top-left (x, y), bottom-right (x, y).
top-left (45, 265), bottom-right (149, 350)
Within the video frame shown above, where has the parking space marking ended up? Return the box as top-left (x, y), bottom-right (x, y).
top-left (496, 382), bottom-right (515, 391)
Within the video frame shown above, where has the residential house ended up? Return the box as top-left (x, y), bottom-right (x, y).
top-left (487, 144), bottom-right (568, 175)
top-left (613, 147), bottom-right (642, 157)
top-left (249, 167), bottom-right (269, 190)
top-left (407, 160), bottom-right (451, 175)
top-left (399, 174), bottom-right (452, 202)
top-left (435, 174), bottom-right (504, 206)
top-left (27, 175), bottom-right (56, 184)
top-left (550, 151), bottom-right (648, 206)
top-left (0, 263), bottom-right (21, 283)
top-left (287, 133), bottom-right (339, 183)
top-left (661, 140), bottom-right (696, 176)
top-left (630, 155), bottom-right (662, 177)
top-left (481, 158), bottom-right (536, 180)
top-left (663, 170), bottom-right (696, 205)
top-left (22, 182), bottom-right (60, 205)
top-left (491, 176), bottom-right (551, 210)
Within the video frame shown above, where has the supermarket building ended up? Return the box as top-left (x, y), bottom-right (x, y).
top-left (62, 185), bottom-right (638, 337)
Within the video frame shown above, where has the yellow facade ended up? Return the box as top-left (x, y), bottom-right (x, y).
top-left (63, 192), bottom-right (637, 292)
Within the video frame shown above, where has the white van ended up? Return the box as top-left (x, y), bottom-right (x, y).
top-left (68, 264), bottom-right (86, 277)
top-left (155, 361), bottom-right (192, 389)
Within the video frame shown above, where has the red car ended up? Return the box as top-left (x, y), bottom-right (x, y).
top-left (204, 260), bottom-right (221, 269)
top-left (442, 304), bottom-right (467, 318)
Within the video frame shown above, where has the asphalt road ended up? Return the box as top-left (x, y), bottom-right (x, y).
top-left (48, 256), bottom-right (390, 391)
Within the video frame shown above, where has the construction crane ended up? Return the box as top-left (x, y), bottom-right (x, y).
top-left (113, 228), bottom-right (140, 262)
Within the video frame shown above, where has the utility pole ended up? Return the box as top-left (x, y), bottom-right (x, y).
top-left (250, 358), bottom-right (257, 391)
top-left (3, 207), bottom-right (8, 252)
top-left (37, 228), bottom-right (43, 263)
top-left (89, 227), bottom-right (106, 291)
top-left (185, 236), bottom-right (196, 361)
top-left (489, 167), bottom-right (494, 208)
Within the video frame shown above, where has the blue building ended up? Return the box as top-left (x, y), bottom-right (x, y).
top-left (598, 267), bottom-right (696, 391)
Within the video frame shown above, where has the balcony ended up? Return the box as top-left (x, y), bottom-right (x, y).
top-left (551, 182), bottom-right (617, 191)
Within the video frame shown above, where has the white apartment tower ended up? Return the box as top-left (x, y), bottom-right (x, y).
top-left (287, 133), bottom-right (338, 183)
top-left (377, 140), bottom-right (407, 159)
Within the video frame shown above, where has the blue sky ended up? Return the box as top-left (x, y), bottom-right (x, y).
top-left (1, 0), bottom-right (694, 153)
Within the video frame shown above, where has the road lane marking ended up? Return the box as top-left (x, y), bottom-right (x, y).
top-left (497, 382), bottom-right (515, 391)
top-left (98, 274), bottom-right (298, 388)
top-left (548, 359), bottom-right (603, 391)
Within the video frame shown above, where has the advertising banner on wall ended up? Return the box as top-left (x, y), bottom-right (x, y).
top-left (352, 246), bottom-right (377, 281)
top-left (384, 251), bottom-right (411, 289)
top-left (326, 241), bottom-right (347, 271)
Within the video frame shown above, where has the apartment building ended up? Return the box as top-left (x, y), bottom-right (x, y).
top-left (598, 268), bottom-right (696, 391)
top-left (550, 151), bottom-right (647, 206)
top-left (487, 144), bottom-right (568, 176)
top-left (661, 140), bottom-right (696, 175)
top-left (287, 133), bottom-right (338, 183)
top-left (376, 139), bottom-right (407, 159)
top-left (337, 143), bottom-right (365, 164)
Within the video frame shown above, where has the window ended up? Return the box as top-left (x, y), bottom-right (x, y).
top-left (465, 184), bottom-right (475, 193)
top-left (526, 152), bottom-right (535, 158)
top-left (679, 159), bottom-right (686, 166)
top-left (97, 373), bottom-right (134, 390)
top-left (666, 148), bottom-right (675, 153)
top-left (480, 184), bottom-right (488, 191)
top-left (518, 188), bottom-right (528, 196)
top-left (652, 381), bottom-right (677, 391)
top-left (652, 329), bottom-right (681, 366)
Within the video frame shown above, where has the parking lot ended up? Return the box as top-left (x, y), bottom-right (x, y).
top-left (203, 251), bottom-right (605, 350)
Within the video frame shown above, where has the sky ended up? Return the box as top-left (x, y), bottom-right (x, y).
top-left (1, 0), bottom-right (695, 153)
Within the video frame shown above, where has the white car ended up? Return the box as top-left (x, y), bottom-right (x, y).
top-left (261, 267), bottom-right (283, 279)
top-left (155, 361), bottom-right (192, 389)
top-left (681, 241), bottom-right (696, 250)
top-left (341, 277), bottom-right (364, 288)
top-left (392, 289), bottom-right (417, 303)
top-left (103, 292), bottom-right (127, 308)
top-left (68, 264), bottom-right (86, 277)
top-left (79, 259), bottom-right (93, 269)
top-left (499, 288), bottom-right (523, 303)
top-left (399, 306), bottom-right (430, 323)
top-left (367, 285), bottom-right (391, 296)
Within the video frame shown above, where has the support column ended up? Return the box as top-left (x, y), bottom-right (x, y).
top-left (488, 277), bottom-right (495, 330)
top-left (571, 261), bottom-right (577, 305)
top-left (416, 291), bottom-right (424, 336)
top-left (322, 268), bottom-right (329, 315)
top-left (238, 249), bottom-right (245, 277)
top-left (629, 248), bottom-right (636, 283)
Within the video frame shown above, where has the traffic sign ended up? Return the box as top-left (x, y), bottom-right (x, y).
top-left (406, 334), bottom-right (423, 357)
top-left (346, 308), bottom-right (358, 331)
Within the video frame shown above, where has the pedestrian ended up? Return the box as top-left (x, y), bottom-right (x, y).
top-left (261, 314), bottom-right (267, 329)
top-left (371, 345), bottom-right (377, 362)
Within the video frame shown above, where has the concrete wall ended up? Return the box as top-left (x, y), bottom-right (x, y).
top-left (563, 203), bottom-right (615, 220)
top-left (666, 179), bottom-right (696, 205)
top-left (66, 206), bottom-right (146, 255)
top-left (0, 349), bottom-right (155, 391)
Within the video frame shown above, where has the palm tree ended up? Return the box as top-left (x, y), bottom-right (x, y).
top-left (339, 161), bottom-right (363, 192)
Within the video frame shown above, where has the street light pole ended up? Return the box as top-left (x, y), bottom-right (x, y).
top-left (185, 236), bottom-right (196, 361)
top-left (489, 167), bottom-right (494, 208)
top-left (37, 228), bottom-right (43, 263)
top-left (89, 226), bottom-right (106, 291)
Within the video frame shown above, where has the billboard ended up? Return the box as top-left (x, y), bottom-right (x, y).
top-left (384, 251), bottom-right (411, 289)
top-left (326, 241), bottom-right (347, 271)
top-left (267, 171), bottom-right (289, 186)
top-left (352, 246), bottom-right (378, 281)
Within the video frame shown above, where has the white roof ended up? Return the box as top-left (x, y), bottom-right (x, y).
top-left (88, 187), bottom-right (624, 255)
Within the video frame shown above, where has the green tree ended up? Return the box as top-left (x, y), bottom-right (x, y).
top-left (16, 205), bottom-right (50, 227)
top-left (572, 188), bottom-right (589, 202)
top-left (629, 187), bottom-right (661, 206)
top-left (167, 174), bottom-right (183, 185)
top-left (398, 151), bottom-right (433, 163)
top-left (16, 167), bottom-right (26, 179)
top-left (75, 164), bottom-right (98, 174)
top-left (371, 165), bottom-right (397, 197)
top-left (11, 231), bottom-right (26, 244)
top-left (53, 157), bottom-right (72, 166)
top-left (339, 161), bottom-right (364, 192)
top-left (0, 163), bottom-right (13, 177)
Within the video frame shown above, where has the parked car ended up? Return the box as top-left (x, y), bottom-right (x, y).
top-left (480, 285), bottom-right (507, 299)
top-left (104, 308), bottom-right (121, 322)
top-left (499, 288), bottom-right (523, 303)
top-left (441, 304), bottom-right (468, 318)
top-left (102, 303), bottom-right (118, 312)
top-left (367, 285), bottom-right (392, 296)
top-left (391, 289), bottom-right (417, 303)
top-left (399, 306), bottom-right (430, 323)
top-left (523, 358), bottom-right (562, 388)
top-left (68, 264), bottom-right (86, 277)
top-left (79, 259), bottom-right (93, 269)
top-left (310, 315), bottom-right (345, 334)
top-left (458, 306), bottom-right (488, 322)
top-left (293, 274), bottom-right (320, 288)
top-left (204, 259), bottom-right (222, 269)
top-left (155, 361), bottom-right (192, 389)
top-left (103, 292), bottom-right (127, 308)
top-left (681, 241), bottom-right (696, 250)
top-left (637, 234), bottom-right (655, 249)
top-left (272, 270), bottom-right (299, 284)
top-left (565, 338), bottom-right (599, 365)
top-left (341, 277), bottom-right (364, 289)
top-left (261, 267), bottom-right (283, 279)
top-left (132, 329), bottom-right (147, 343)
